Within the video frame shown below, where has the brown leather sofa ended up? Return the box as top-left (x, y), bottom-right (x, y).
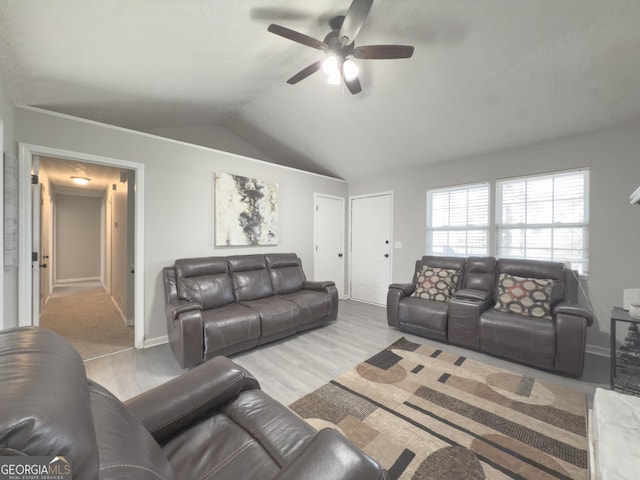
top-left (388, 256), bottom-right (594, 377)
top-left (0, 327), bottom-right (388, 480)
top-left (164, 253), bottom-right (338, 368)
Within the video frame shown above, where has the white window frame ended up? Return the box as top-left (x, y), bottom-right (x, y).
top-left (427, 182), bottom-right (490, 257)
top-left (495, 168), bottom-right (589, 275)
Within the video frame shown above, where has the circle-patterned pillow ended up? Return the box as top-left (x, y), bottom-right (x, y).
top-left (411, 266), bottom-right (460, 302)
top-left (494, 273), bottom-right (553, 318)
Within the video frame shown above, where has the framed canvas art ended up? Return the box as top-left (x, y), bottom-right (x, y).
top-left (214, 172), bottom-right (279, 246)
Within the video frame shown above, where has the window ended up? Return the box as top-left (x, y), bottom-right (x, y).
top-left (427, 183), bottom-right (490, 257)
top-left (496, 169), bottom-right (589, 275)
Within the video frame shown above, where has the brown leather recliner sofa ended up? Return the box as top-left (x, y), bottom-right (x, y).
top-left (0, 327), bottom-right (388, 480)
top-left (164, 253), bottom-right (338, 368)
top-left (388, 256), bottom-right (594, 377)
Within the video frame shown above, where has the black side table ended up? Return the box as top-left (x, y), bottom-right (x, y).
top-left (611, 307), bottom-right (640, 396)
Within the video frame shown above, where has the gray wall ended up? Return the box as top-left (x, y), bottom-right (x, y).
top-left (55, 194), bottom-right (102, 282)
top-left (1, 73), bottom-right (16, 329)
top-left (349, 120), bottom-right (640, 353)
top-left (14, 107), bottom-right (348, 341)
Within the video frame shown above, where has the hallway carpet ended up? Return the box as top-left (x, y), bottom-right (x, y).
top-left (40, 284), bottom-right (134, 360)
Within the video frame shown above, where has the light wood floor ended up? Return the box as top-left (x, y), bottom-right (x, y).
top-left (84, 299), bottom-right (610, 407)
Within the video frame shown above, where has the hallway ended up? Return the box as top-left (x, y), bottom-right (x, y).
top-left (40, 281), bottom-right (134, 361)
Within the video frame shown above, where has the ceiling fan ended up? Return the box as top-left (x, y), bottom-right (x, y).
top-left (267, 0), bottom-right (414, 94)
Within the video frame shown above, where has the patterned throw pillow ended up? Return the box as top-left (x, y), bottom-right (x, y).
top-left (494, 273), bottom-right (553, 318)
top-left (411, 266), bottom-right (460, 302)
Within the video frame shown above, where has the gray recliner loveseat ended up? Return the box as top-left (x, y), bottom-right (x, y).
top-left (387, 256), bottom-right (594, 377)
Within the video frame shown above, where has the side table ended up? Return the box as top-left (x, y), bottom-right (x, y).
top-left (610, 307), bottom-right (640, 396)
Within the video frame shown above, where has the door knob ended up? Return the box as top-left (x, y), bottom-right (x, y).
top-left (384, 254), bottom-right (389, 258)
top-left (39, 264), bottom-right (48, 269)
top-left (338, 253), bottom-right (343, 258)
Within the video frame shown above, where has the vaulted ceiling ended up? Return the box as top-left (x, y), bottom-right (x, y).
top-left (1, 0), bottom-right (639, 180)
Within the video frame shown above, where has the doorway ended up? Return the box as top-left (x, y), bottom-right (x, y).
top-left (349, 192), bottom-right (393, 305)
top-left (36, 156), bottom-right (136, 359)
top-left (18, 143), bottom-right (145, 350)
top-left (313, 193), bottom-right (346, 298)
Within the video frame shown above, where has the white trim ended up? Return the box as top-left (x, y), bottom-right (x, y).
top-left (18, 143), bottom-right (146, 349)
top-left (110, 296), bottom-right (128, 326)
top-left (586, 343), bottom-right (609, 358)
top-left (55, 276), bottom-right (101, 285)
top-left (0, 119), bottom-right (3, 330)
top-left (348, 191), bottom-right (394, 302)
top-left (144, 335), bottom-right (168, 348)
top-left (16, 105), bottom-right (346, 183)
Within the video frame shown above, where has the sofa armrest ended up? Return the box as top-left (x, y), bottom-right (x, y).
top-left (389, 282), bottom-right (415, 296)
top-left (387, 283), bottom-right (414, 328)
top-left (553, 302), bottom-right (594, 327)
top-left (303, 280), bottom-right (336, 291)
top-left (273, 428), bottom-right (389, 480)
top-left (166, 300), bottom-right (202, 321)
top-left (453, 288), bottom-right (493, 302)
top-left (125, 356), bottom-right (260, 443)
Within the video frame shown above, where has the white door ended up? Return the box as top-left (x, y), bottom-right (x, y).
top-left (314, 194), bottom-right (345, 298)
top-left (350, 193), bottom-right (392, 305)
top-left (31, 156), bottom-right (41, 325)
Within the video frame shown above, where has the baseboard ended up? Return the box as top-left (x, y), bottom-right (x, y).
top-left (586, 343), bottom-right (609, 358)
top-left (55, 276), bottom-right (101, 285)
top-left (144, 335), bottom-right (168, 348)
top-left (110, 297), bottom-right (128, 325)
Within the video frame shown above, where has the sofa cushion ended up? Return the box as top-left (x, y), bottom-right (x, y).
top-left (228, 255), bottom-right (274, 301)
top-left (265, 253), bottom-right (306, 294)
top-left (411, 265), bottom-right (460, 302)
top-left (239, 297), bottom-right (301, 338)
top-left (398, 296), bottom-right (449, 333)
top-left (496, 258), bottom-right (565, 307)
top-left (202, 303), bottom-right (261, 358)
top-left (175, 257), bottom-right (234, 309)
top-left (278, 290), bottom-right (333, 326)
top-left (480, 310), bottom-right (556, 369)
top-left (494, 273), bottom-right (553, 318)
top-left (163, 390), bottom-right (315, 479)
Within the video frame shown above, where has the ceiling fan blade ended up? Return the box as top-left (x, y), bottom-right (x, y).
top-left (344, 75), bottom-right (362, 95)
top-left (268, 24), bottom-right (327, 50)
top-left (287, 60), bottom-right (323, 84)
top-left (338, 0), bottom-right (373, 45)
top-left (352, 45), bottom-right (415, 59)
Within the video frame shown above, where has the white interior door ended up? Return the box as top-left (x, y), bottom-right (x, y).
top-left (314, 194), bottom-right (345, 298)
top-left (31, 155), bottom-right (41, 325)
top-left (350, 193), bottom-right (392, 305)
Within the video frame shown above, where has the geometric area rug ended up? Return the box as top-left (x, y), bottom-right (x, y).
top-left (289, 337), bottom-right (589, 480)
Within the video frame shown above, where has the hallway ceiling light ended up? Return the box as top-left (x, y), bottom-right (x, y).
top-left (71, 176), bottom-right (90, 185)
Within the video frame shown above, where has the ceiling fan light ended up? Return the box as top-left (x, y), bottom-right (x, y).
top-left (343, 59), bottom-right (359, 81)
top-left (71, 176), bottom-right (90, 185)
top-left (327, 71), bottom-right (341, 85)
top-left (322, 55), bottom-right (339, 76)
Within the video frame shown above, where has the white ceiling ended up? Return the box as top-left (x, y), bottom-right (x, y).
top-left (39, 156), bottom-right (124, 197)
top-left (1, 0), bottom-right (639, 180)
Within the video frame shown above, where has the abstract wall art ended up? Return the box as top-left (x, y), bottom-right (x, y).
top-left (214, 172), bottom-right (279, 246)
